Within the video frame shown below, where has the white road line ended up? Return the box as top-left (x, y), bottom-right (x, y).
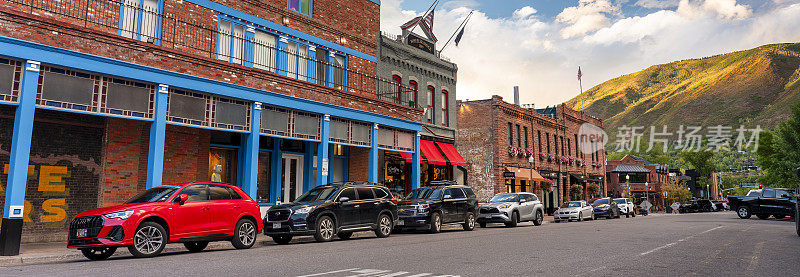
top-left (639, 226), bottom-right (724, 256)
top-left (297, 268), bottom-right (361, 277)
top-left (346, 269), bottom-right (392, 277)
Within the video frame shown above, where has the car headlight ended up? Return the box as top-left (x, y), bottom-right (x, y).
top-left (417, 204), bottom-right (430, 213)
top-left (294, 206), bottom-right (314, 214)
top-left (104, 210), bottom-right (134, 220)
top-left (497, 204), bottom-right (511, 209)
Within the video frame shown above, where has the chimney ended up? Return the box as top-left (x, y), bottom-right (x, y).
top-left (513, 86), bottom-right (520, 106)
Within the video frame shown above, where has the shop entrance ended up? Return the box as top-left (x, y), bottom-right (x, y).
top-left (280, 153), bottom-right (304, 203)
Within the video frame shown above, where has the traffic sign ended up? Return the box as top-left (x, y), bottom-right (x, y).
top-left (663, 191), bottom-right (668, 197)
top-left (640, 200), bottom-right (652, 212)
top-left (670, 202), bottom-right (680, 211)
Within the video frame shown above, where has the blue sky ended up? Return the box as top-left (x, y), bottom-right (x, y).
top-left (381, 0), bottom-right (800, 106)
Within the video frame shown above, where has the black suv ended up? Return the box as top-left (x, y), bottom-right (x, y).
top-left (679, 199), bottom-right (715, 213)
top-left (591, 197), bottom-right (621, 219)
top-left (263, 182), bottom-right (397, 244)
top-left (395, 181), bottom-right (478, 233)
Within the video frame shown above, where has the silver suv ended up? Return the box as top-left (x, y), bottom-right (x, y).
top-left (613, 198), bottom-right (636, 218)
top-left (477, 192), bottom-right (544, 228)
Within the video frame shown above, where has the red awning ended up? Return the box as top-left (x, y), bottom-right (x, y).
top-left (421, 140), bottom-right (448, 165)
top-left (436, 142), bottom-right (466, 167)
top-left (399, 152), bottom-right (413, 163)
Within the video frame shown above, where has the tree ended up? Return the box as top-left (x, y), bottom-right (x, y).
top-left (757, 101), bottom-right (800, 188)
top-left (664, 178), bottom-right (691, 204)
top-left (681, 149), bottom-right (717, 189)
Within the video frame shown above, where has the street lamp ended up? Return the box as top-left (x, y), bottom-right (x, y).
top-left (706, 184), bottom-right (710, 200)
top-left (645, 182), bottom-right (649, 212)
top-left (625, 174), bottom-right (630, 199)
top-left (528, 155), bottom-right (535, 192)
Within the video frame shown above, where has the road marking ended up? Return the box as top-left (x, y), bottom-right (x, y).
top-left (639, 226), bottom-right (724, 256)
top-left (297, 268), bottom-right (361, 277)
top-left (747, 241), bottom-right (765, 271)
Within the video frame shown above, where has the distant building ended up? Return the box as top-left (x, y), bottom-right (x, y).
top-left (458, 95), bottom-right (607, 215)
top-left (606, 155), bottom-right (670, 208)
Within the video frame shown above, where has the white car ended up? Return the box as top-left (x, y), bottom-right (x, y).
top-left (613, 198), bottom-right (636, 218)
top-left (554, 201), bottom-right (594, 222)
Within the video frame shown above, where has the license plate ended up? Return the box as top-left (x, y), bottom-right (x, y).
top-left (396, 220), bottom-right (404, 226)
top-left (76, 228), bottom-right (87, 238)
top-left (272, 222), bottom-right (282, 229)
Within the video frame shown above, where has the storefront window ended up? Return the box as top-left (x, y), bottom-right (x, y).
top-left (256, 151), bottom-right (271, 203)
top-left (209, 147), bottom-right (237, 184)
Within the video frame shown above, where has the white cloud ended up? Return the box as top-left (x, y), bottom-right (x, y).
top-left (556, 0), bottom-right (619, 39)
top-left (512, 6), bottom-right (538, 19)
top-left (380, 0), bottom-right (800, 106)
top-left (635, 0), bottom-right (680, 9)
top-left (702, 0), bottom-right (753, 19)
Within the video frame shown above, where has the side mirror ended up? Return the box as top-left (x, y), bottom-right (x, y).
top-left (338, 197), bottom-right (350, 203)
top-left (177, 194), bottom-right (188, 205)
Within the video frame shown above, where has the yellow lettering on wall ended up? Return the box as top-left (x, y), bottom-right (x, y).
top-left (38, 166), bottom-right (67, 192)
top-left (1, 164), bottom-right (38, 193)
top-left (23, 200), bottom-right (32, 223)
top-left (40, 199), bottom-right (67, 223)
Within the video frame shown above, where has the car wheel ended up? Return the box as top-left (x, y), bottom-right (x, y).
top-left (271, 235), bottom-right (292, 245)
top-left (128, 222), bottom-right (167, 258)
top-left (314, 215), bottom-right (336, 242)
top-left (231, 219), bottom-right (257, 249)
top-left (505, 212), bottom-right (519, 227)
top-left (429, 212), bottom-right (442, 233)
top-left (80, 247), bottom-right (116, 261)
top-left (578, 212), bottom-right (583, 222)
top-left (479, 222), bottom-right (487, 228)
top-left (337, 231), bottom-right (353, 240)
top-left (462, 212), bottom-right (476, 231)
top-left (533, 210), bottom-right (543, 226)
top-left (774, 214), bottom-right (785, 220)
top-left (626, 210), bottom-right (630, 218)
top-left (183, 241), bottom-right (208, 253)
top-left (737, 206), bottom-right (752, 219)
top-left (756, 214), bottom-right (770, 220)
top-left (375, 214), bottom-right (393, 238)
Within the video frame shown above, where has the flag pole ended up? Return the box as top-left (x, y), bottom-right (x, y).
top-left (409, 0), bottom-right (439, 34)
top-left (440, 10), bottom-right (473, 52)
top-left (578, 66), bottom-right (584, 117)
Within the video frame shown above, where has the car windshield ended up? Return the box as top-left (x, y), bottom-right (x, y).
top-left (592, 199), bottom-right (609, 205)
top-left (125, 186), bottom-right (180, 204)
top-left (405, 188), bottom-right (430, 200)
top-left (294, 187), bottom-right (337, 203)
top-left (613, 199), bottom-right (627, 204)
top-left (746, 190), bottom-right (761, 196)
top-left (567, 201), bottom-right (582, 208)
top-left (490, 194), bottom-right (518, 203)
top-left (425, 189), bottom-right (443, 199)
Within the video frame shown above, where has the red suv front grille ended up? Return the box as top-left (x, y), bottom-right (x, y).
top-left (69, 216), bottom-right (104, 239)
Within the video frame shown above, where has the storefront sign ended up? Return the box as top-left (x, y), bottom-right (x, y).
top-left (321, 158), bottom-right (329, 176)
top-left (407, 33), bottom-right (435, 55)
top-left (503, 172), bottom-right (515, 178)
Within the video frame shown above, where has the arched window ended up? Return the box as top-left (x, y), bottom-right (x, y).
top-left (441, 89), bottom-right (449, 127)
top-left (409, 80), bottom-right (418, 108)
top-left (427, 85), bottom-right (435, 124)
top-left (392, 75), bottom-right (402, 103)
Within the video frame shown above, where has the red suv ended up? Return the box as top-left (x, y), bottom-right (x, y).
top-left (67, 182), bottom-right (263, 260)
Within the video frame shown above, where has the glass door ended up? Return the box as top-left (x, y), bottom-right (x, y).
top-left (281, 154), bottom-right (304, 203)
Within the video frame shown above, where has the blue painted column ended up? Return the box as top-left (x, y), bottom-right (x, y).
top-left (315, 115), bottom-right (330, 187)
top-left (307, 46), bottom-right (317, 83)
top-left (241, 102), bottom-right (261, 200)
top-left (412, 132), bottom-right (421, 189)
top-left (327, 144), bottom-right (335, 184)
top-left (0, 60), bottom-right (39, 256)
top-left (303, 141), bottom-right (314, 191)
top-left (243, 26), bottom-right (256, 68)
top-left (368, 123), bottom-right (379, 183)
top-left (270, 138), bottom-right (282, 204)
top-left (276, 36), bottom-right (289, 76)
top-left (145, 84), bottom-right (169, 189)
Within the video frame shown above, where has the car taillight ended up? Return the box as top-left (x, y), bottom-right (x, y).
top-left (391, 198), bottom-right (398, 204)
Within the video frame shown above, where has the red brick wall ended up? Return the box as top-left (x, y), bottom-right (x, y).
top-left (162, 125), bottom-right (210, 185)
top-left (98, 118), bottom-right (149, 207)
top-left (348, 146), bottom-right (369, 182)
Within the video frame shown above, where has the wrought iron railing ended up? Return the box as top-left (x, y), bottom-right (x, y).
top-left (1, 0), bottom-right (421, 109)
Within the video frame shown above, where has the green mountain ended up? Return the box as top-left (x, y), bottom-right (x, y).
top-left (567, 43), bottom-right (800, 138)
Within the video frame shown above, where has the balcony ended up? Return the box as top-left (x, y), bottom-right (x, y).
top-left (0, 0), bottom-right (423, 115)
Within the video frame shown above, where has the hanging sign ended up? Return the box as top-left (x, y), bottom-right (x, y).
top-left (407, 33), bottom-right (435, 55)
top-left (321, 158), bottom-right (329, 176)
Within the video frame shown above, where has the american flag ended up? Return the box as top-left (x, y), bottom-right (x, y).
top-left (578, 66), bottom-right (583, 81)
top-left (422, 10), bottom-right (435, 32)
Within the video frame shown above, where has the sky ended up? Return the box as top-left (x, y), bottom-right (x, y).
top-left (380, 0), bottom-right (800, 106)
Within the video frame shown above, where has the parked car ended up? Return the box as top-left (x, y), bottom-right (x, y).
top-left (636, 205), bottom-right (649, 216)
top-left (68, 182), bottom-right (262, 260)
top-left (613, 198), bottom-right (636, 218)
top-left (591, 198), bottom-right (621, 219)
top-left (679, 199), bottom-right (715, 213)
top-left (396, 181), bottom-right (478, 233)
top-left (477, 192), bottom-right (545, 227)
top-left (727, 188), bottom-right (796, 219)
top-left (554, 201), bottom-right (594, 222)
top-left (263, 182), bottom-right (397, 244)
top-left (711, 200), bottom-right (729, 211)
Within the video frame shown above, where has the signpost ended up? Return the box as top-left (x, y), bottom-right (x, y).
top-left (640, 200), bottom-right (652, 214)
top-left (671, 202), bottom-right (680, 213)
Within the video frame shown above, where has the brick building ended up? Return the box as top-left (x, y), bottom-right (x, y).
top-left (606, 155), bottom-right (670, 209)
top-left (375, 17), bottom-right (463, 196)
top-left (0, 0), bottom-right (428, 254)
top-left (457, 95), bottom-right (607, 214)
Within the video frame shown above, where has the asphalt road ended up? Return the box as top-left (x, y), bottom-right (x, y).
top-left (2, 212), bottom-right (798, 277)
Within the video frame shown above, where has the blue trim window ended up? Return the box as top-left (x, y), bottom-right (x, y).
top-left (218, 18), bottom-right (246, 65)
top-left (287, 42), bottom-right (308, 80)
top-left (118, 0), bottom-right (163, 44)
top-left (253, 30), bottom-right (278, 72)
top-left (333, 54), bottom-right (346, 90)
top-left (288, 0), bottom-right (313, 17)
